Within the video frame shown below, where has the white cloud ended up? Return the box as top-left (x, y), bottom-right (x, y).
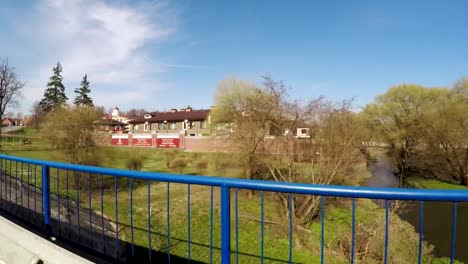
top-left (23, 0), bottom-right (176, 109)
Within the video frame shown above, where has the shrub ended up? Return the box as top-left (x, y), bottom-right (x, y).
top-left (164, 149), bottom-right (178, 168)
top-left (126, 156), bottom-right (144, 171)
top-left (171, 158), bottom-right (187, 174)
top-left (195, 159), bottom-right (208, 175)
top-left (41, 106), bottom-right (102, 166)
top-left (213, 155), bottom-right (230, 176)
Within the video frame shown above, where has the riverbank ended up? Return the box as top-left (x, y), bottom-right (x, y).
top-left (364, 156), bottom-right (466, 264)
top-left (406, 177), bottom-right (468, 190)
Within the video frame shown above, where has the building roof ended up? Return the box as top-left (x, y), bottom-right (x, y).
top-left (123, 115), bottom-right (139, 120)
top-left (2, 118), bottom-right (22, 122)
top-left (129, 109), bottom-right (210, 124)
top-left (100, 119), bottom-right (127, 126)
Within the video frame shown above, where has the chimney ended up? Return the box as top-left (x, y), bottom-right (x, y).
top-left (185, 106), bottom-right (192, 112)
top-left (170, 108), bottom-right (177, 113)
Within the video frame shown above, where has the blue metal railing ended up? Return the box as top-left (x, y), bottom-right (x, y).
top-left (0, 154), bottom-right (467, 263)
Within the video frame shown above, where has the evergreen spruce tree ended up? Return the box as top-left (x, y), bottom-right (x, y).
top-left (74, 74), bottom-right (94, 107)
top-left (39, 62), bottom-right (68, 113)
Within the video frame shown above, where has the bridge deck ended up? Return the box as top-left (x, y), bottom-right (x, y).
top-left (0, 215), bottom-right (92, 264)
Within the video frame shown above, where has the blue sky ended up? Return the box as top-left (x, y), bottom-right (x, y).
top-left (1, 0), bottom-right (467, 113)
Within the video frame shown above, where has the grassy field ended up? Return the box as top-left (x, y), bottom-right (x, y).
top-left (1, 141), bottom-right (451, 263)
top-left (4, 146), bottom-right (333, 262)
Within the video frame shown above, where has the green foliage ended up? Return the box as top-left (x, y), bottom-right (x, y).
top-left (363, 82), bottom-right (468, 185)
top-left (39, 62), bottom-right (68, 113)
top-left (40, 106), bottom-right (101, 165)
top-left (73, 74), bottom-right (94, 107)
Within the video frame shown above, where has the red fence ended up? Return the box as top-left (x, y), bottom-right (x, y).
top-left (110, 133), bottom-right (234, 152)
top-left (111, 133), bottom-right (182, 148)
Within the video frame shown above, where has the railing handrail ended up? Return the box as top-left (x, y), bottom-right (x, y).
top-left (1, 154), bottom-right (467, 202)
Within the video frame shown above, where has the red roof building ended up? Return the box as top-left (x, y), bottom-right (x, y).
top-left (129, 107), bottom-right (211, 136)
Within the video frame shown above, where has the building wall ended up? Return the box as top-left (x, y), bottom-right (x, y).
top-left (184, 137), bottom-right (232, 152)
top-left (183, 120), bottom-right (211, 136)
top-left (132, 120), bottom-right (211, 136)
top-left (2, 120), bottom-right (12, 126)
top-left (1, 119), bottom-right (23, 126)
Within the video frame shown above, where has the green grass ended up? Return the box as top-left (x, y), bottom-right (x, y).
top-left (7, 127), bottom-right (37, 136)
top-left (405, 177), bottom-right (468, 190)
top-left (94, 182), bottom-right (337, 263)
top-left (2, 144), bottom-right (446, 263)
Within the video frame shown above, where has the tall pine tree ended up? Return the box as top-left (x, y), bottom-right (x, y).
top-left (74, 74), bottom-right (94, 107)
top-left (39, 62), bottom-right (68, 113)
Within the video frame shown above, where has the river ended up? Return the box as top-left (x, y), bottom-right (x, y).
top-left (365, 156), bottom-right (468, 263)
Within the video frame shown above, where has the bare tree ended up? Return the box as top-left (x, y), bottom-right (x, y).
top-left (263, 97), bottom-right (365, 224)
top-left (126, 108), bottom-right (148, 117)
top-left (0, 60), bottom-right (24, 152)
top-left (214, 75), bottom-right (365, 211)
top-left (212, 76), bottom-right (287, 184)
top-left (30, 101), bottom-right (43, 129)
top-left (0, 60), bottom-right (24, 124)
top-left (95, 105), bottom-right (106, 115)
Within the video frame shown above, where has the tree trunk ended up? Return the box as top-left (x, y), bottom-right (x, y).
top-left (245, 155), bottom-right (254, 198)
top-left (460, 176), bottom-right (467, 187)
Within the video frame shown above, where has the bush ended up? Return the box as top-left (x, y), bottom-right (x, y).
top-left (213, 155), bottom-right (230, 176)
top-left (126, 156), bottom-right (144, 171)
top-left (164, 149), bottom-right (178, 168)
top-left (195, 159), bottom-right (208, 175)
top-left (191, 152), bottom-right (200, 161)
top-left (41, 106), bottom-right (102, 166)
top-left (171, 158), bottom-right (187, 174)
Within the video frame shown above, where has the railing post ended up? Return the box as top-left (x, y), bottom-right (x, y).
top-left (221, 186), bottom-right (231, 264)
top-left (42, 164), bottom-right (51, 232)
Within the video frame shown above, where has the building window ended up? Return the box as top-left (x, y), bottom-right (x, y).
top-left (144, 122), bottom-right (149, 131)
top-left (169, 122), bottom-right (177, 130)
top-left (183, 121), bottom-right (194, 130)
top-left (200, 121), bottom-right (207, 129)
top-left (158, 123), bottom-right (165, 130)
top-left (134, 125), bottom-right (139, 130)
